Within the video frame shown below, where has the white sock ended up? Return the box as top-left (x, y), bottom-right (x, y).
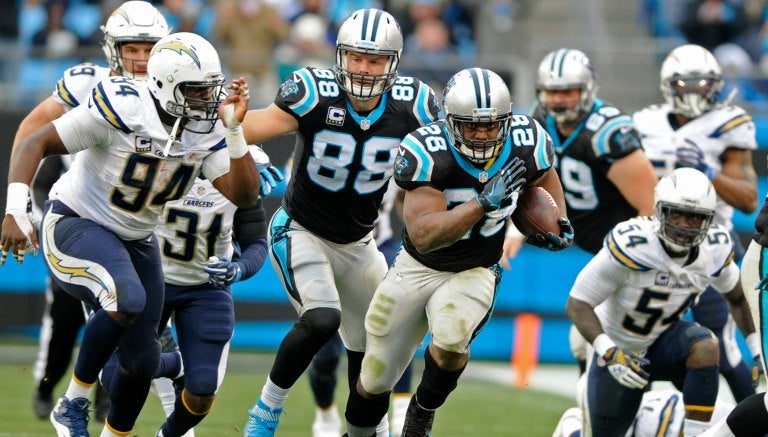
top-left (153, 377), bottom-right (177, 417)
top-left (683, 418), bottom-right (710, 437)
top-left (259, 376), bottom-right (290, 410)
top-left (376, 413), bottom-right (390, 437)
top-left (64, 378), bottom-right (92, 401)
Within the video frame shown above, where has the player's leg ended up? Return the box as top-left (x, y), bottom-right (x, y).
top-left (389, 361), bottom-right (413, 437)
top-left (403, 264), bottom-right (497, 437)
top-left (647, 321), bottom-right (720, 436)
top-left (101, 236), bottom-right (164, 434)
top-left (345, 250), bottom-right (429, 437)
top-left (309, 333), bottom-right (343, 437)
top-left (698, 392), bottom-right (768, 437)
top-left (692, 286), bottom-right (755, 402)
top-left (583, 354), bottom-right (644, 437)
top-left (40, 203), bottom-right (152, 435)
top-left (156, 284), bottom-right (232, 437)
top-left (245, 210), bottom-right (344, 435)
top-left (32, 278), bottom-right (85, 419)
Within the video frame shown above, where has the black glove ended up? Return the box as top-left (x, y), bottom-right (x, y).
top-left (476, 157), bottom-right (526, 212)
top-left (527, 217), bottom-right (574, 251)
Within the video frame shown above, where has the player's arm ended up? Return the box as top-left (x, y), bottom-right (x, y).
top-left (241, 103), bottom-right (299, 145)
top-left (607, 149), bottom-right (657, 216)
top-left (403, 185), bottom-right (486, 254)
top-left (1, 123), bottom-right (69, 260)
top-left (205, 201), bottom-right (269, 287)
top-left (213, 77), bottom-right (261, 208)
top-left (714, 147), bottom-right (758, 213)
top-left (10, 96), bottom-right (65, 163)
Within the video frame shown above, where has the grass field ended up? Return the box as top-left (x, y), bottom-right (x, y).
top-left (0, 342), bottom-right (576, 436)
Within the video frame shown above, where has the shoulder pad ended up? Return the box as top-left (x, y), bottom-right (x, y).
top-left (86, 77), bottom-right (148, 134)
top-left (389, 75), bottom-right (442, 126)
top-left (276, 67), bottom-right (329, 117)
top-left (54, 63), bottom-right (111, 108)
top-left (604, 217), bottom-right (660, 271)
top-left (395, 122), bottom-right (446, 184)
top-left (588, 107), bottom-right (642, 157)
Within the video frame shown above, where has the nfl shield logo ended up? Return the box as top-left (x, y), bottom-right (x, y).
top-left (361, 119), bottom-right (371, 131)
top-left (479, 172), bottom-right (488, 183)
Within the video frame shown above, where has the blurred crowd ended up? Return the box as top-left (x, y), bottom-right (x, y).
top-left (1, 0), bottom-right (490, 106)
top-left (639, 0), bottom-right (768, 111)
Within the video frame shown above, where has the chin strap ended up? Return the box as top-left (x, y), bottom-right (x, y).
top-left (163, 117), bottom-right (182, 158)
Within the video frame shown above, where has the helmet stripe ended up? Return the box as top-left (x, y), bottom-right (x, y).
top-left (360, 8), bottom-right (381, 41)
top-left (469, 67), bottom-right (490, 108)
top-left (551, 48), bottom-right (569, 78)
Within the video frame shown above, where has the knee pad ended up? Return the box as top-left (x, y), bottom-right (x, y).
top-left (112, 275), bottom-right (146, 316)
top-left (299, 307), bottom-right (341, 341)
top-left (182, 391), bottom-right (215, 416)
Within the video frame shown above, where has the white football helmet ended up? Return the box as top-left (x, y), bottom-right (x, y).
top-left (536, 48), bottom-right (597, 123)
top-left (147, 32), bottom-right (225, 131)
top-left (101, 0), bottom-right (170, 80)
top-left (443, 68), bottom-right (513, 164)
top-left (335, 8), bottom-right (402, 101)
top-left (660, 44), bottom-right (723, 118)
top-left (654, 167), bottom-right (716, 253)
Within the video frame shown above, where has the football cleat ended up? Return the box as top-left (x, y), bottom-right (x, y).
top-left (312, 405), bottom-right (342, 437)
top-left (401, 396), bottom-right (434, 437)
top-left (50, 396), bottom-right (91, 437)
top-left (243, 399), bottom-right (282, 437)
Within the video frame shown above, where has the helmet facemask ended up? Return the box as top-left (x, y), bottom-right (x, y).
top-left (164, 74), bottom-right (226, 134)
top-left (446, 110), bottom-right (512, 164)
top-left (662, 74), bottom-right (722, 118)
top-left (335, 46), bottom-right (399, 100)
top-left (656, 202), bottom-right (714, 252)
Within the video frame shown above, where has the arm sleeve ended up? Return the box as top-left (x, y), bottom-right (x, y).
top-left (232, 199), bottom-right (268, 281)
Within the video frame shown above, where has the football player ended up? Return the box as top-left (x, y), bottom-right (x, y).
top-left (308, 179), bottom-right (415, 437)
top-left (12, 0), bottom-right (169, 422)
top-left (0, 32), bottom-right (261, 437)
top-left (238, 9), bottom-right (441, 437)
top-left (634, 43), bottom-right (760, 404)
top-left (343, 67), bottom-right (571, 437)
top-left (565, 168), bottom-right (759, 437)
top-left (531, 48), bottom-right (657, 255)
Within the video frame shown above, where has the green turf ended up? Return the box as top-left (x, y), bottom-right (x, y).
top-left (0, 345), bottom-right (574, 436)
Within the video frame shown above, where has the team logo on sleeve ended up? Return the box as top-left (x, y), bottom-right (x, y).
top-left (327, 107), bottom-right (346, 126)
top-left (279, 79), bottom-right (300, 99)
top-left (395, 154), bottom-right (409, 176)
top-left (655, 272), bottom-right (670, 287)
top-left (135, 136), bottom-right (152, 152)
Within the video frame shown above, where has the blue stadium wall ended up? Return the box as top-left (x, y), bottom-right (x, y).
top-left (0, 111), bottom-right (766, 364)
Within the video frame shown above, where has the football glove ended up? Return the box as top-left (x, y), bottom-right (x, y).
top-left (250, 146), bottom-right (285, 197)
top-left (601, 346), bottom-right (650, 389)
top-left (752, 355), bottom-right (764, 388)
top-left (204, 256), bottom-right (242, 288)
top-left (476, 157), bottom-right (526, 212)
top-left (675, 140), bottom-right (715, 180)
top-left (527, 217), bottom-right (574, 251)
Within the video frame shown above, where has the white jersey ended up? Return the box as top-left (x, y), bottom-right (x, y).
top-left (158, 177), bottom-right (237, 286)
top-left (570, 217), bottom-right (739, 352)
top-left (633, 103), bottom-right (757, 230)
top-left (50, 76), bottom-right (232, 240)
top-left (52, 62), bottom-right (112, 110)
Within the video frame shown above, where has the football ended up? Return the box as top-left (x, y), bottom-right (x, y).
top-left (511, 186), bottom-right (561, 238)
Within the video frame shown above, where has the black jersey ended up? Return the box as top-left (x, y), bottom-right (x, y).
top-left (532, 99), bottom-right (643, 254)
top-left (275, 67), bottom-right (440, 244)
top-left (754, 196), bottom-right (768, 246)
top-left (395, 116), bottom-right (555, 272)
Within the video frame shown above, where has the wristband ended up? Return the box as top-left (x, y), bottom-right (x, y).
top-left (746, 332), bottom-right (762, 358)
top-left (5, 182), bottom-right (30, 214)
top-left (226, 125), bottom-right (248, 159)
top-left (592, 333), bottom-right (616, 357)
